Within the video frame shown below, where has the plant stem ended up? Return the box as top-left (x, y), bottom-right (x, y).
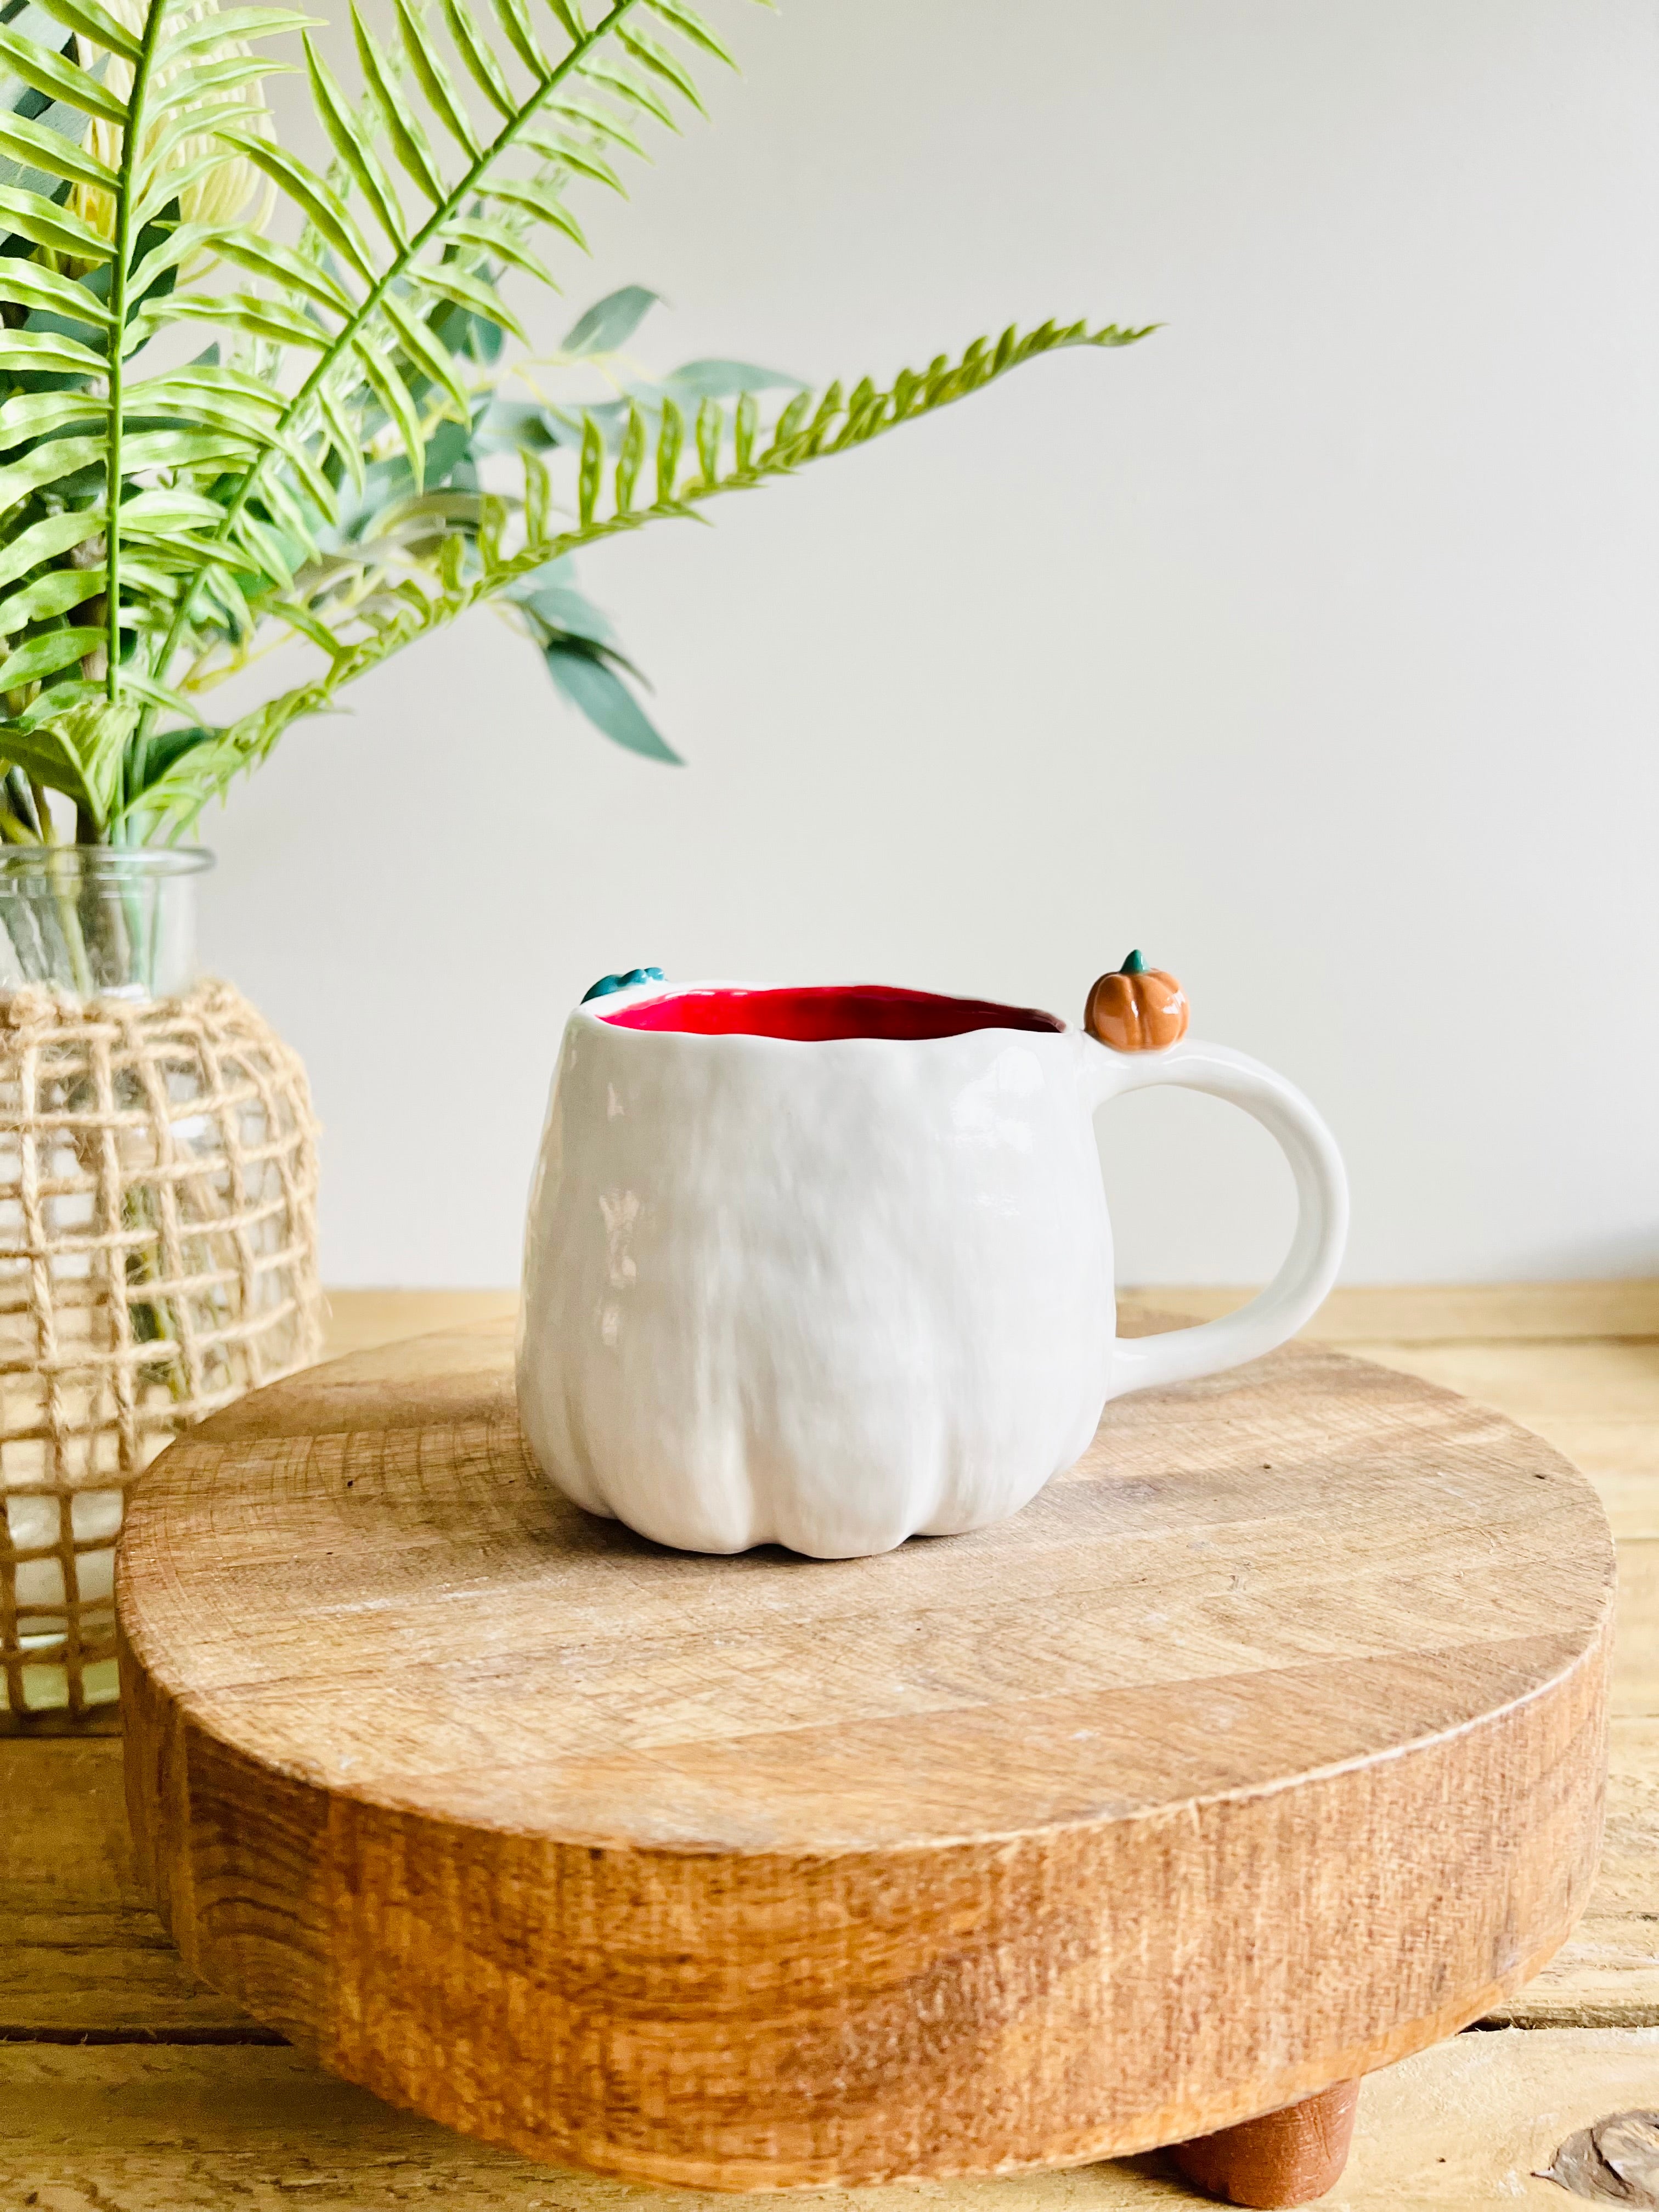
top-left (124, 1180), bottom-right (189, 1400)
top-left (142, 0), bottom-right (648, 716)
top-left (50, 856), bottom-right (94, 996)
top-left (105, 0), bottom-right (171, 710)
top-left (0, 896), bottom-right (36, 982)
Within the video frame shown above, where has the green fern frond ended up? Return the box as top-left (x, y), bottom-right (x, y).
top-left (123, 317), bottom-right (1153, 834)
top-left (127, 0), bottom-right (700, 702)
top-left (0, 0), bottom-right (1153, 842)
top-left (0, 0), bottom-right (312, 820)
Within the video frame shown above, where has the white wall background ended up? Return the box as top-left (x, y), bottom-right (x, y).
top-left (203, 0), bottom-right (1659, 1288)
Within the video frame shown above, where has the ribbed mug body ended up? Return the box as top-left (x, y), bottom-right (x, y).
top-left (517, 990), bottom-right (1114, 1559)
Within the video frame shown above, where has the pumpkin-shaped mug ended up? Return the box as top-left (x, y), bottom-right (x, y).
top-left (517, 972), bottom-right (1347, 1559)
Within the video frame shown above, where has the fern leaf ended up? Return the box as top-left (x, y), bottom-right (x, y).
top-left (352, 330), bottom-right (428, 488)
top-left (382, 289), bottom-right (471, 416)
top-left (0, 109), bottom-right (116, 191)
top-left (798, 379), bottom-right (842, 455)
top-left (0, 24), bottom-right (126, 120)
top-left (227, 507), bottom-right (296, 589)
top-left (149, 47), bottom-right (286, 99)
top-left (391, 0), bottom-right (478, 155)
top-left (543, 0), bottom-right (586, 41)
top-left (654, 393), bottom-right (683, 498)
top-left (479, 174), bottom-right (586, 245)
top-left (0, 510), bottom-right (106, 592)
top-left (578, 411), bottom-right (602, 523)
top-left (214, 227), bottom-right (359, 314)
top-left (279, 431), bottom-right (343, 520)
top-left (159, 7), bottom-right (317, 58)
top-left (523, 447), bottom-right (551, 535)
top-left (579, 54), bottom-right (677, 129)
top-left (0, 179), bottom-right (111, 257)
top-left (732, 389), bottom-right (756, 471)
top-left (616, 24), bottom-right (703, 112)
top-left (405, 259), bottom-right (528, 339)
top-left (123, 426), bottom-right (253, 472)
top-left (544, 92), bottom-right (646, 156)
top-left (352, 5), bottom-right (444, 201)
top-left (0, 569), bottom-right (108, 638)
top-left (439, 0), bottom-right (514, 117)
top-left (441, 212), bottom-right (556, 283)
top-left (644, 0), bottom-right (733, 67)
top-left (0, 630), bottom-right (105, 692)
top-left (140, 368), bottom-right (287, 422)
top-left (313, 373), bottom-right (368, 495)
top-left (144, 293), bottom-right (333, 351)
top-left (689, 392), bottom-right (718, 483)
top-left (0, 328), bottom-right (105, 376)
top-left (614, 399), bottom-right (644, 509)
top-left (304, 33), bottom-right (407, 245)
top-left (254, 463), bottom-right (321, 555)
top-left (488, 0), bottom-right (550, 83)
top-left (29, 0), bottom-right (143, 60)
top-left (0, 259), bottom-right (110, 324)
top-left (124, 223), bottom-right (225, 305)
top-left (517, 124), bottom-right (622, 189)
top-left (129, 387), bottom-right (285, 450)
top-left (763, 388), bottom-right (810, 459)
top-left (112, 669), bottom-right (196, 719)
top-left (217, 128), bottom-right (380, 283)
top-left (125, 487), bottom-right (233, 530)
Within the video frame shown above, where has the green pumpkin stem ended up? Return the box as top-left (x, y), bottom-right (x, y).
top-left (1120, 949), bottom-right (1147, 975)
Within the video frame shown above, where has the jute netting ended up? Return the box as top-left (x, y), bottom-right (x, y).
top-left (0, 978), bottom-right (321, 1725)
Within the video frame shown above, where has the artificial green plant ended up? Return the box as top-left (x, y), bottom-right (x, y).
top-left (0, 0), bottom-right (1151, 844)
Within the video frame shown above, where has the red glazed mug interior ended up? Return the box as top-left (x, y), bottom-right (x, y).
top-left (599, 983), bottom-right (1065, 1042)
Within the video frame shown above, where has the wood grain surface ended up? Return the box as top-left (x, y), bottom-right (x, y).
top-left (116, 1319), bottom-right (1615, 2192)
top-left (8, 1722), bottom-right (1658, 2042)
top-left (1118, 1280), bottom-right (1659, 1342)
top-left (6, 2020), bottom-right (1659, 2208)
top-left (0, 1737), bottom-right (267, 2041)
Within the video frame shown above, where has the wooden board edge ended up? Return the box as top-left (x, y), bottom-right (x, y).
top-left (116, 1591), bottom-right (1616, 2190)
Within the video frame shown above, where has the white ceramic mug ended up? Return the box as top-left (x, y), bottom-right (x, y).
top-left (517, 979), bottom-right (1347, 1559)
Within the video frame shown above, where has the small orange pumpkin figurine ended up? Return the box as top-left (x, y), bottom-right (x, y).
top-left (1086, 950), bottom-right (1189, 1052)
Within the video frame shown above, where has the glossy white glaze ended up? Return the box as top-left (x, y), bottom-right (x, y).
top-left (517, 982), bottom-right (1347, 1559)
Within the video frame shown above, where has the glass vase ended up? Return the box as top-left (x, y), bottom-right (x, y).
top-left (0, 848), bottom-right (322, 1726)
top-left (0, 845), bottom-right (206, 998)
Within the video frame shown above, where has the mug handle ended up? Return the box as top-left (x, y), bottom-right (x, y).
top-left (1085, 1036), bottom-right (1350, 1397)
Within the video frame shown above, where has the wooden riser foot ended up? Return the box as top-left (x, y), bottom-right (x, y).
top-left (1170, 2080), bottom-right (1361, 2208)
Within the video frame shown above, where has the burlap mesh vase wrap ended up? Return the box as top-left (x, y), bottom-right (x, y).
top-left (0, 978), bottom-right (321, 1725)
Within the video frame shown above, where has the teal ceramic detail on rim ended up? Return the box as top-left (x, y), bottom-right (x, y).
top-left (582, 967), bottom-right (664, 1003)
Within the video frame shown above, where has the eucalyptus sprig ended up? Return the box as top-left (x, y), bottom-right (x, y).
top-left (0, 0), bottom-right (1154, 844)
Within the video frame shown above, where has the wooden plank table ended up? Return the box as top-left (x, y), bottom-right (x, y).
top-left (4, 1284), bottom-right (1656, 2209)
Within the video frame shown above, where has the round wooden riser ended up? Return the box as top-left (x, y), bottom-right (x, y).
top-left (117, 1321), bottom-right (1613, 2200)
